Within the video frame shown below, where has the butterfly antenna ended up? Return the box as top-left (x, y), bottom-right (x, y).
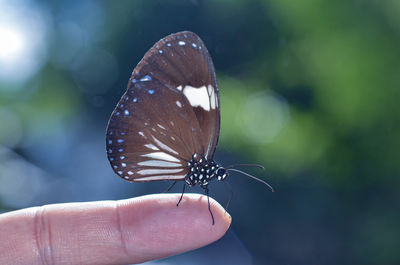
top-left (227, 168), bottom-right (274, 192)
top-left (226, 163), bottom-right (265, 170)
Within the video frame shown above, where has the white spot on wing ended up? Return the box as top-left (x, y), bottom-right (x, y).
top-left (183, 85), bottom-right (212, 111)
top-left (137, 168), bottom-right (184, 175)
top-left (207, 85), bottom-right (213, 95)
top-left (152, 136), bottom-right (178, 155)
top-left (176, 101), bottom-right (182, 108)
top-left (176, 85), bottom-right (183, 91)
top-left (141, 152), bottom-right (180, 162)
top-left (144, 144), bottom-right (159, 151)
top-left (135, 175), bottom-right (186, 181)
top-left (157, 124), bottom-right (166, 130)
top-left (178, 41), bottom-right (186, 46)
top-left (208, 85), bottom-right (217, 109)
top-left (138, 160), bottom-right (182, 167)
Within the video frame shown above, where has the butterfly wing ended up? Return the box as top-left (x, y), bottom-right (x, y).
top-left (106, 31), bottom-right (220, 182)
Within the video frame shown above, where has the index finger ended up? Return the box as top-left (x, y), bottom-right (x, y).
top-left (0, 193), bottom-right (231, 265)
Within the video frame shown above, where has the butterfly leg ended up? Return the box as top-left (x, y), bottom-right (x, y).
top-left (204, 187), bottom-right (215, 225)
top-left (163, 181), bottom-right (177, 193)
top-left (177, 182), bottom-right (186, 207)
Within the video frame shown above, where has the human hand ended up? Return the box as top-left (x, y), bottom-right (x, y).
top-left (0, 193), bottom-right (231, 265)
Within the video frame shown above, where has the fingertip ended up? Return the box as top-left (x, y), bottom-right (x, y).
top-left (171, 193), bottom-right (232, 234)
top-left (117, 193), bottom-right (231, 262)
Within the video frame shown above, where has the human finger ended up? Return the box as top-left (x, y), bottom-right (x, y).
top-left (0, 193), bottom-right (231, 265)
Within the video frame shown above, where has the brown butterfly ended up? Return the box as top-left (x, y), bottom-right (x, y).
top-left (106, 31), bottom-right (272, 224)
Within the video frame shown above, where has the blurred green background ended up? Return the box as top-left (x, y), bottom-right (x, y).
top-left (1, 0), bottom-right (399, 264)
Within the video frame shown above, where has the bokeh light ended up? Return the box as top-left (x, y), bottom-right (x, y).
top-left (0, 1), bottom-right (48, 87)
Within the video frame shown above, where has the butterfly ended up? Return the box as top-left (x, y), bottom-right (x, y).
top-left (106, 31), bottom-right (272, 224)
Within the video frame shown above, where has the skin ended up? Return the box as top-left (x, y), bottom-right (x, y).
top-left (0, 193), bottom-right (231, 265)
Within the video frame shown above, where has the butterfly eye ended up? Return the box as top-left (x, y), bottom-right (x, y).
top-left (216, 168), bottom-right (227, 181)
top-left (216, 168), bottom-right (225, 176)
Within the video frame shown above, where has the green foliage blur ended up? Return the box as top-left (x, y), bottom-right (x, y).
top-left (0, 0), bottom-right (399, 264)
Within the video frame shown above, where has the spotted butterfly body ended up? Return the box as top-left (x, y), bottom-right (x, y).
top-left (106, 31), bottom-right (228, 189)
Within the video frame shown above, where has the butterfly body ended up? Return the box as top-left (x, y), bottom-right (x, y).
top-left (185, 153), bottom-right (227, 188)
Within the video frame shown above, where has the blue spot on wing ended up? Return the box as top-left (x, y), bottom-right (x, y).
top-left (140, 75), bottom-right (152, 82)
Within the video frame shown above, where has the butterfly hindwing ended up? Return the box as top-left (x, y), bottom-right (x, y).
top-left (106, 31), bottom-right (220, 182)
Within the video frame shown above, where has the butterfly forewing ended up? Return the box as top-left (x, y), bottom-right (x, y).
top-left (106, 31), bottom-right (220, 182)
